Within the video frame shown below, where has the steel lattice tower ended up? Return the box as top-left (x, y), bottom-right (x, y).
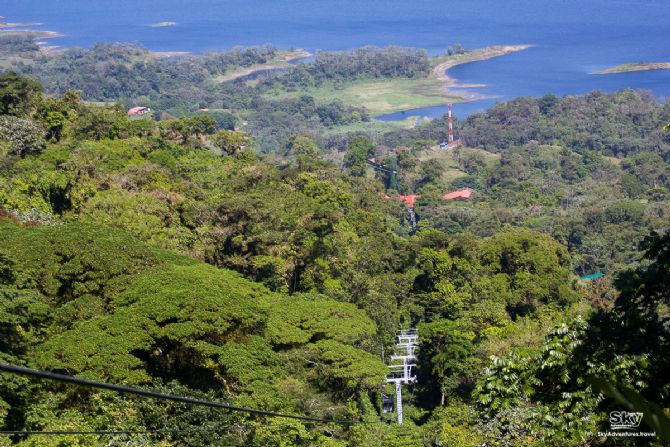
top-left (386, 330), bottom-right (418, 424)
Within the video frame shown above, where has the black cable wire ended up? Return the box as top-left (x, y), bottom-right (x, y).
top-left (0, 429), bottom-right (231, 435)
top-left (0, 363), bottom-right (374, 425)
top-left (365, 161), bottom-right (396, 174)
top-left (0, 422), bottom-right (307, 436)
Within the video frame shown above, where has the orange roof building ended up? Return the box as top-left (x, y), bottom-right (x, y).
top-left (382, 189), bottom-right (473, 208)
top-left (442, 189), bottom-right (473, 201)
top-left (398, 194), bottom-right (420, 208)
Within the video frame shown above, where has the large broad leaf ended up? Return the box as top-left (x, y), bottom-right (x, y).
top-left (586, 376), bottom-right (670, 441)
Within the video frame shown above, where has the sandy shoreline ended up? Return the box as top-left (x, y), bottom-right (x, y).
top-left (0, 29), bottom-right (63, 39)
top-left (216, 49), bottom-right (312, 82)
top-left (217, 65), bottom-right (287, 82)
top-left (0, 22), bottom-right (44, 29)
top-left (432, 44), bottom-right (533, 101)
top-left (592, 62), bottom-right (670, 75)
top-left (0, 15), bottom-right (63, 54)
top-left (150, 51), bottom-right (192, 59)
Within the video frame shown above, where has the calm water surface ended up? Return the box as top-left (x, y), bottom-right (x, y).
top-left (4, 0), bottom-right (670, 118)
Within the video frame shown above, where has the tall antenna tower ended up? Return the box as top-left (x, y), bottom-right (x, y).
top-left (440, 104), bottom-right (461, 149)
top-left (386, 330), bottom-right (418, 424)
top-left (447, 103), bottom-right (454, 144)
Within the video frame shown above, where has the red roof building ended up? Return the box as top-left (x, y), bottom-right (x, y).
top-left (442, 189), bottom-right (472, 201)
top-left (382, 189), bottom-right (473, 208)
top-left (398, 194), bottom-right (420, 208)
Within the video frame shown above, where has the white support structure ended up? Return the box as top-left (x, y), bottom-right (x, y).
top-left (407, 207), bottom-right (417, 233)
top-left (395, 381), bottom-right (403, 424)
top-left (386, 329), bottom-right (418, 424)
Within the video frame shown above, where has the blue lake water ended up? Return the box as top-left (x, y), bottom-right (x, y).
top-left (376, 101), bottom-right (500, 122)
top-left (4, 0), bottom-right (670, 120)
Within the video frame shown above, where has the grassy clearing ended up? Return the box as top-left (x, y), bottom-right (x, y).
top-left (270, 46), bottom-right (532, 116)
top-left (416, 146), bottom-right (501, 184)
top-left (280, 78), bottom-right (463, 115)
top-left (460, 147), bottom-right (502, 162)
top-left (326, 116), bottom-right (417, 134)
top-left (442, 166), bottom-right (468, 183)
top-left (604, 156), bottom-right (622, 165)
top-left (418, 146), bottom-right (501, 162)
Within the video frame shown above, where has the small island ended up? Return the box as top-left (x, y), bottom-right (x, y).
top-left (151, 21), bottom-right (177, 28)
top-left (0, 21), bottom-right (44, 29)
top-left (0, 17), bottom-right (62, 42)
top-left (593, 62), bottom-right (670, 74)
top-left (0, 29), bottom-right (64, 54)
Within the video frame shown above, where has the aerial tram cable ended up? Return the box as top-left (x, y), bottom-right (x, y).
top-left (365, 158), bottom-right (397, 174)
top-left (1, 428), bottom-right (242, 436)
top-left (0, 363), bottom-right (381, 426)
top-left (0, 422), bottom-right (312, 436)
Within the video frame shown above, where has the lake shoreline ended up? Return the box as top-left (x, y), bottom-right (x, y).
top-left (592, 62), bottom-right (670, 75)
top-left (373, 46), bottom-right (533, 121)
top-left (431, 45), bottom-right (533, 100)
top-left (275, 45), bottom-right (534, 119)
top-left (215, 49), bottom-right (312, 82)
top-left (1, 16), bottom-right (64, 54)
top-left (0, 29), bottom-right (64, 54)
top-left (150, 51), bottom-right (192, 59)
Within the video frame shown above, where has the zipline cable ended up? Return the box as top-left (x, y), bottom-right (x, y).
top-left (0, 422), bottom-right (310, 436)
top-left (1, 429), bottom-right (236, 435)
top-left (0, 363), bottom-right (378, 426)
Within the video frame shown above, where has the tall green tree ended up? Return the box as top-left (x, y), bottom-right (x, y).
top-left (211, 129), bottom-right (254, 155)
top-left (0, 116), bottom-right (46, 157)
top-left (343, 136), bottom-right (374, 176)
top-left (0, 73), bottom-right (42, 117)
top-left (475, 232), bottom-right (670, 445)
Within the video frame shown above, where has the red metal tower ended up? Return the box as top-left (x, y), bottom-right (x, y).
top-left (447, 103), bottom-right (454, 144)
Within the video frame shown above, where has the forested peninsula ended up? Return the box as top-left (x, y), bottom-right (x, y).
top-left (594, 62), bottom-right (670, 74)
top-left (0, 34), bottom-right (669, 447)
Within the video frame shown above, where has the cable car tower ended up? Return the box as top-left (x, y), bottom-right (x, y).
top-left (366, 156), bottom-right (398, 190)
top-left (386, 329), bottom-right (418, 424)
top-left (367, 156), bottom-right (415, 232)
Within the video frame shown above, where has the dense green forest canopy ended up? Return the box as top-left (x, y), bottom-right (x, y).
top-left (373, 91), bottom-right (670, 276)
top-left (3, 39), bottom-right (428, 150)
top-left (0, 49), bottom-right (669, 447)
top-left (2, 42), bottom-right (670, 278)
